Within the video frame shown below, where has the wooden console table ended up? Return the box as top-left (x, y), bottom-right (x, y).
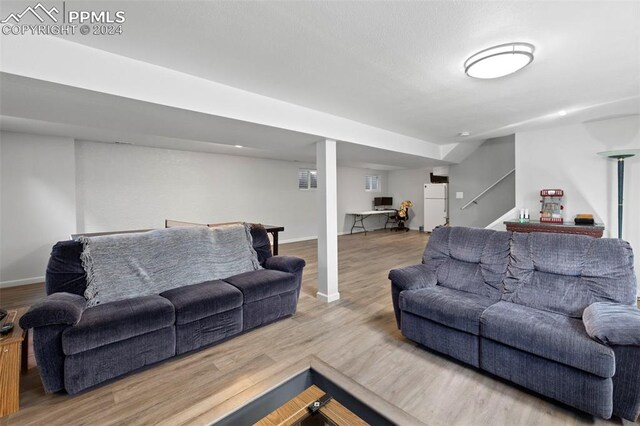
top-left (504, 220), bottom-right (605, 238)
top-left (0, 307), bottom-right (28, 417)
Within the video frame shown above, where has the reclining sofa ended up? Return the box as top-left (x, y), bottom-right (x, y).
top-left (390, 226), bottom-right (640, 421)
top-left (20, 225), bottom-right (305, 395)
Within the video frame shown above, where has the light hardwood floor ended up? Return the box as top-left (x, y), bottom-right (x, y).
top-left (0, 230), bottom-right (635, 425)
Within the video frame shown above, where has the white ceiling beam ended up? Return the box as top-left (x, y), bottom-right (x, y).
top-left (0, 36), bottom-right (444, 161)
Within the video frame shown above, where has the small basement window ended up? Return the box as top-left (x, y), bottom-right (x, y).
top-left (298, 169), bottom-right (318, 190)
top-left (365, 175), bottom-right (380, 192)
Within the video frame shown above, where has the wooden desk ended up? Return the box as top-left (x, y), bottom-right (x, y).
top-left (0, 307), bottom-right (28, 417)
top-left (261, 225), bottom-right (285, 255)
top-left (504, 220), bottom-right (605, 238)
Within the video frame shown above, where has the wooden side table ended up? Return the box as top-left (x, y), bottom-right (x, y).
top-left (0, 307), bottom-right (28, 417)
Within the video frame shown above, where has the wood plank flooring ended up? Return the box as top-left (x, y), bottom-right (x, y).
top-left (0, 230), bottom-right (635, 425)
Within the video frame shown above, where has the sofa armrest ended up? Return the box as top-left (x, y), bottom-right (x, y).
top-left (264, 256), bottom-right (306, 273)
top-left (389, 264), bottom-right (437, 329)
top-left (19, 292), bottom-right (86, 330)
top-left (583, 302), bottom-right (640, 346)
top-left (388, 264), bottom-right (437, 291)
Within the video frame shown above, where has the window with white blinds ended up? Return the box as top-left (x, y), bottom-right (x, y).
top-left (365, 175), bottom-right (380, 192)
top-left (298, 169), bottom-right (318, 190)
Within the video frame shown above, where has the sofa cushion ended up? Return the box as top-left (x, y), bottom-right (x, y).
top-left (160, 280), bottom-right (243, 325)
top-left (583, 302), bottom-right (640, 346)
top-left (20, 292), bottom-right (86, 329)
top-left (503, 233), bottom-right (637, 318)
top-left (62, 295), bottom-right (175, 355)
top-left (65, 327), bottom-right (175, 395)
top-left (81, 225), bottom-right (262, 307)
top-left (264, 256), bottom-right (306, 273)
top-left (399, 286), bottom-right (496, 335)
top-left (480, 301), bottom-right (615, 378)
top-left (250, 224), bottom-right (272, 265)
top-left (224, 269), bottom-right (298, 303)
top-left (422, 227), bottom-right (511, 300)
top-left (45, 240), bottom-right (87, 296)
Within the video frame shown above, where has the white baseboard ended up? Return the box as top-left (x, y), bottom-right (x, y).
top-left (317, 291), bottom-right (340, 303)
top-left (279, 227), bottom-right (389, 245)
top-left (279, 235), bottom-right (318, 244)
top-left (0, 276), bottom-right (45, 288)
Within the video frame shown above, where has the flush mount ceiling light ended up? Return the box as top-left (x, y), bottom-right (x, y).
top-left (464, 42), bottom-right (535, 79)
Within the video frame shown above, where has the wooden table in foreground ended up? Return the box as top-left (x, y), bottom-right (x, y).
top-left (0, 307), bottom-right (28, 417)
top-left (504, 220), bottom-right (605, 238)
top-left (256, 384), bottom-right (366, 426)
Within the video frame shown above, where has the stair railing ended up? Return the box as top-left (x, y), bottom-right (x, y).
top-left (460, 168), bottom-right (515, 210)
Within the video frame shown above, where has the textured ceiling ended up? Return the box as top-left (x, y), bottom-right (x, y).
top-left (56, 1), bottom-right (640, 144)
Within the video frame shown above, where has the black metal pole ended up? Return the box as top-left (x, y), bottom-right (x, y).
top-left (618, 158), bottom-right (624, 239)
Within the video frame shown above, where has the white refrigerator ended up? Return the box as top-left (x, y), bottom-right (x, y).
top-left (424, 183), bottom-right (448, 232)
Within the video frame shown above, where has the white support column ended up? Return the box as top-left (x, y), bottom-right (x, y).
top-left (316, 139), bottom-right (340, 303)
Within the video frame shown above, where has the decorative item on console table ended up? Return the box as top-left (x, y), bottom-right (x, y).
top-left (539, 189), bottom-right (564, 223)
top-left (575, 214), bottom-right (595, 225)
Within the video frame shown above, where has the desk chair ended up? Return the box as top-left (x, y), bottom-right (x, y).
top-left (389, 208), bottom-right (410, 232)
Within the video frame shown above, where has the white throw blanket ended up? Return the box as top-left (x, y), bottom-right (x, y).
top-left (80, 224), bottom-right (261, 307)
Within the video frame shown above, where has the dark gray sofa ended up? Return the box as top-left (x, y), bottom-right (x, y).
top-left (390, 226), bottom-right (640, 421)
top-left (20, 225), bottom-right (305, 395)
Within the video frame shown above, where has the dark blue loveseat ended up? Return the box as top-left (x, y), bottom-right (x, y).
top-left (390, 226), bottom-right (640, 421)
top-left (20, 225), bottom-right (305, 394)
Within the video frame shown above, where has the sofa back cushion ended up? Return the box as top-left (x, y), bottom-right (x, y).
top-left (503, 232), bottom-right (637, 317)
top-left (422, 227), bottom-right (512, 300)
top-left (250, 224), bottom-right (272, 265)
top-left (81, 225), bottom-right (262, 307)
top-left (46, 240), bottom-right (87, 296)
top-left (46, 224), bottom-right (271, 297)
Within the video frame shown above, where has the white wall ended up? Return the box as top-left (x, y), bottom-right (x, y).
top-left (0, 134), bottom-right (391, 286)
top-left (387, 168), bottom-right (431, 230)
top-left (75, 141), bottom-right (319, 240)
top-left (337, 166), bottom-right (389, 233)
top-left (0, 132), bottom-right (77, 286)
top-left (76, 141), bottom-right (386, 238)
top-left (448, 135), bottom-right (515, 228)
top-left (516, 115), bottom-right (640, 284)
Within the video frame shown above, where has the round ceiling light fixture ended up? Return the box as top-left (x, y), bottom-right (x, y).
top-left (464, 42), bottom-right (535, 79)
